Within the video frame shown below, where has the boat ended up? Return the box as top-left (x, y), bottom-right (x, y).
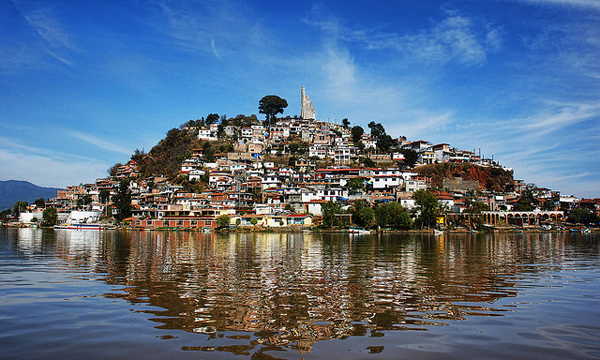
top-left (434, 229), bottom-right (443, 236)
top-left (348, 226), bottom-right (370, 234)
top-left (54, 223), bottom-right (103, 230)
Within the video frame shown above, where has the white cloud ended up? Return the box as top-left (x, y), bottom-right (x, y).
top-left (519, 0), bottom-right (600, 10)
top-left (65, 130), bottom-right (132, 156)
top-left (12, 1), bottom-right (79, 66)
top-left (0, 147), bottom-right (107, 188)
top-left (307, 8), bottom-right (502, 67)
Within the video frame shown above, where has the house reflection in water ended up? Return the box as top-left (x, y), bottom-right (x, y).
top-left (61, 231), bottom-right (573, 355)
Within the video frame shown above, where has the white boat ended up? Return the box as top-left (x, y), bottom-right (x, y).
top-left (54, 223), bottom-right (103, 230)
top-left (434, 229), bottom-right (443, 236)
top-left (348, 227), bottom-right (370, 234)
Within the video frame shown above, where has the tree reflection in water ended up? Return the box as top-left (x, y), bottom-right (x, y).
top-left (82, 230), bottom-right (587, 356)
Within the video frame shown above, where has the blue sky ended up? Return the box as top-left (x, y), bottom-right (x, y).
top-left (1, 0), bottom-right (599, 198)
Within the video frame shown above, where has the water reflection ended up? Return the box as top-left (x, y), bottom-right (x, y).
top-left (6, 229), bottom-right (600, 356)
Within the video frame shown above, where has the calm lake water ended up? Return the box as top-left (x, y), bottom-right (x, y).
top-left (1, 228), bottom-right (599, 359)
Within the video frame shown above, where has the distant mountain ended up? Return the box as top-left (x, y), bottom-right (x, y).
top-left (0, 180), bottom-right (63, 211)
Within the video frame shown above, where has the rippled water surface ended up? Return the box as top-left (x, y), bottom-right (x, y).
top-left (1, 228), bottom-right (599, 359)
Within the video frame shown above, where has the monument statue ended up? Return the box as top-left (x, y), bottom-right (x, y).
top-left (301, 86), bottom-right (316, 120)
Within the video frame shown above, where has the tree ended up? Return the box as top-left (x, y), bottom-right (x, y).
top-left (13, 201), bottom-right (28, 217)
top-left (217, 123), bottom-right (226, 139)
top-left (374, 202), bottom-right (412, 229)
top-left (514, 190), bottom-right (537, 211)
top-left (205, 113), bottom-right (220, 126)
top-left (112, 179), bottom-right (131, 221)
top-left (99, 189), bottom-right (111, 217)
top-left (351, 126), bottom-right (364, 144)
top-left (0, 209), bottom-right (11, 221)
top-left (540, 199), bottom-right (556, 211)
top-left (376, 134), bottom-right (394, 153)
top-left (400, 149), bottom-right (418, 168)
top-left (108, 163), bottom-right (123, 177)
top-left (352, 200), bottom-right (374, 227)
top-left (413, 189), bottom-right (439, 229)
top-left (131, 148), bottom-right (146, 164)
top-left (321, 200), bottom-right (341, 228)
top-left (217, 215), bottom-right (231, 228)
top-left (250, 217), bottom-right (259, 227)
top-left (465, 196), bottom-right (489, 213)
top-left (360, 157), bottom-right (376, 168)
top-left (99, 189), bottom-right (110, 204)
top-left (34, 198), bottom-right (46, 208)
top-left (259, 95), bottom-right (288, 126)
top-left (342, 118), bottom-right (350, 128)
top-left (568, 208), bottom-right (600, 225)
top-left (346, 178), bottom-right (365, 195)
top-left (42, 207), bottom-right (58, 227)
top-left (368, 122), bottom-right (386, 138)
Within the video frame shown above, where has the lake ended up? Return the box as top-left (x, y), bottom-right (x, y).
top-left (1, 228), bottom-right (599, 359)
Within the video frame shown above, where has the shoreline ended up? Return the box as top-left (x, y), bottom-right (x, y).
top-left (2, 223), bottom-right (596, 234)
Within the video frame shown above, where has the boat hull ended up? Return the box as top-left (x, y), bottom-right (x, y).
top-left (54, 224), bottom-right (103, 230)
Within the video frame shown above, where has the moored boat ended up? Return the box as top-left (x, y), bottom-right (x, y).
top-left (54, 223), bottom-right (103, 230)
top-left (348, 226), bottom-right (370, 234)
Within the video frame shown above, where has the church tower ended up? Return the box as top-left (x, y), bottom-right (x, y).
top-left (301, 86), bottom-right (316, 120)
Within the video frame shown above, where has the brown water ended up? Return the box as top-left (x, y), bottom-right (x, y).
top-left (1, 228), bottom-right (599, 359)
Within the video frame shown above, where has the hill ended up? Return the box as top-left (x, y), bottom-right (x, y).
top-left (132, 127), bottom-right (234, 179)
top-left (0, 180), bottom-right (63, 211)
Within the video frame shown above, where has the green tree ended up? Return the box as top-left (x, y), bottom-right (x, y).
top-left (342, 118), bottom-right (350, 128)
top-left (42, 207), bottom-right (58, 226)
top-left (514, 190), bottom-right (537, 211)
top-left (217, 123), bottom-right (226, 139)
top-left (374, 202), bottom-right (412, 229)
top-left (413, 189), bottom-right (439, 229)
top-left (108, 163), bottom-right (123, 177)
top-left (321, 200), bottom-right (341, 228)
top-left (513, 199), bottom-right (533, 211)
top-left (346, 178), bottom-right (365, 195)
top-left (217, 215), bottom-right (231, 228)
top-left (352, 200), bottom-right (374, 227)
top-left (400, 149), bottom-right (418, 168)
top-left (465, 196), bottom-right (489, 213)
top-left (0, 209), bottom-right (12, 221)
top-left (34, 198), bottom-right (46, 208)
top-left (99, 189), bottom-right (110, 204)
top-left (250, 217), bottom-right (259, 227)
top-left (99, 189), bottom-right (111, 217)
top-left (540, 199), bottom-right (556, 211)
top-left (360, 157), bottom-right (376, 168)
top-left (368, 122), bottom-right (386, 138)
top-left (259, 95), bottom-right (288, 126)
top-left (568, 208), bottom-right (600, 225)
top-left (205, 113), bottom-right (220, 126)
top-left (112, 179), bottom-right (132, 221)
top-left (351, 126), bottom-right (364, 144)
top-left (13, 201), bottom-right (28, 217)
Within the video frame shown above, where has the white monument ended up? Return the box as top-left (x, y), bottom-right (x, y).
top-left (301, 86), bottom-right (316, 120)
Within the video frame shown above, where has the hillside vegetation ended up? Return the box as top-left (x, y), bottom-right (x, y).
top-left (132, 128), bottom-right (233, 179)
top-left (415, 163), bottom-right (514, 192)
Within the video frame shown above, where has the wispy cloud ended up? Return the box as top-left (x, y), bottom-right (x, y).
top-left (11, 0), bottom-right (78, 66)
top-left (66, 130), bottom-right (132, 156)
top-left (519, 0), bottom-right (600, 10)
top-left (305, 7), bottom-right (503, 66)
top-left (155, 1), bottom-right (264, 60)
top-left (0, 148), bottom-right (107, 188)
